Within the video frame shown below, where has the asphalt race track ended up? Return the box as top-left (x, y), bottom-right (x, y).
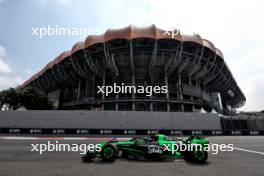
top-left (0, 136), bottom-right (264, 176)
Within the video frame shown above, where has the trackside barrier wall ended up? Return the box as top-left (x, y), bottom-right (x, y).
top-left (0, 111), bottom-right (220, 129)
top-left (220, 115), bottom-right (264, 131)
top-left (0, 111), bottom-right (264, 135)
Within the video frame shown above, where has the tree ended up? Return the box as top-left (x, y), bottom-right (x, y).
top-left (0, 88), bottom-right (20, 110)
top-left (0, 87), bottom-right (54, 110)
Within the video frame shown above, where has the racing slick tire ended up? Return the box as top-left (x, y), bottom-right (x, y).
top-left (121, 151), bottom-right (128, 158)
top-left (82, 151), bottom-right (96, 162)
top-left (184, 150), bottom-right (208, 163)
top-left (101, 143), bottom-right (118, 162)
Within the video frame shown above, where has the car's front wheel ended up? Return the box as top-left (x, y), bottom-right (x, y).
top-left (82, 151), bottom-right (96, 162)
top-left (101, 143), bottom-right (118, 162)
top-left (184, 150), bottom-right (208, 163)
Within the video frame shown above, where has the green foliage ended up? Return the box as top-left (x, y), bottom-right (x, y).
top-left (0, 87), bottom-right (54, 110)
top-left (0, 88), bottom-right (20, 110)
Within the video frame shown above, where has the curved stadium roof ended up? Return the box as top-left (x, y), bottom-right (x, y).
top-left (19, 25), bottom-right (246, 108)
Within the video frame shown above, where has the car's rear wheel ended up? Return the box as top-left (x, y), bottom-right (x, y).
top-left (192, 150), bottom-right (208, 163)
top-left (101, 143), bottom-right (118, 162)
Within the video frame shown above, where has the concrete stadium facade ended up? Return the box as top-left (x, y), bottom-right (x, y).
top-left (20, 25), bottom-right (246, 115)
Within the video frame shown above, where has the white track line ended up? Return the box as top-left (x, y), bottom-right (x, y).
top-left (205, 143), bottom-right (264, 156)
top-left (0, 137), bottom-right (39, 140)
top-left (1, 137), bottom-right (264, 156)
top-left (0, 136), bottom-right (131, 140)
top-left (233, 147), bottom-right (264, 155)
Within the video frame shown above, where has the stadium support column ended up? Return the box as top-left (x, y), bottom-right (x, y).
top-left (132, 72), bottom-right (135, 111)
top-left (85, 78), bottom-right (88, 97)
top-left (165, 71), bottom-right (170, 111)
top-left (150, 82), bottom-right (153, 111)
top-left (115, 94), bottom-right (118, 110)
top-left (189, 76), bottom-right (194, 111)
top-left (130, 41), bottom-right (135, 111)
top-left (91, 73), bottom-right (95, 109)
top-left (149, 40), bottom-right (157, 111)
top-left (178, 74), bottom-right (184, 111)
top-left (102, 70), bottom-right (105, 111)
top-left (196, 79), bottom-right (201, 104)
top-left (77, 79), bottom-right (81, 103)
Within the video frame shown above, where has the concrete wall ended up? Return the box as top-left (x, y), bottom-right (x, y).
top-left (0, 111), bottom-right (221, 130)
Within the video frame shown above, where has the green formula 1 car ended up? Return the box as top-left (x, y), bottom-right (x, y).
top-left (82, 134), bottom-right (209, 163)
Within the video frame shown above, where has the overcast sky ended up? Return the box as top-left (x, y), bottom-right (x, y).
top-left (0, 0), bottom-right (263, 111)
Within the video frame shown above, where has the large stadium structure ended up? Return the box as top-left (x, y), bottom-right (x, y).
top-left (20, 25), bottom-right (246, 115)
